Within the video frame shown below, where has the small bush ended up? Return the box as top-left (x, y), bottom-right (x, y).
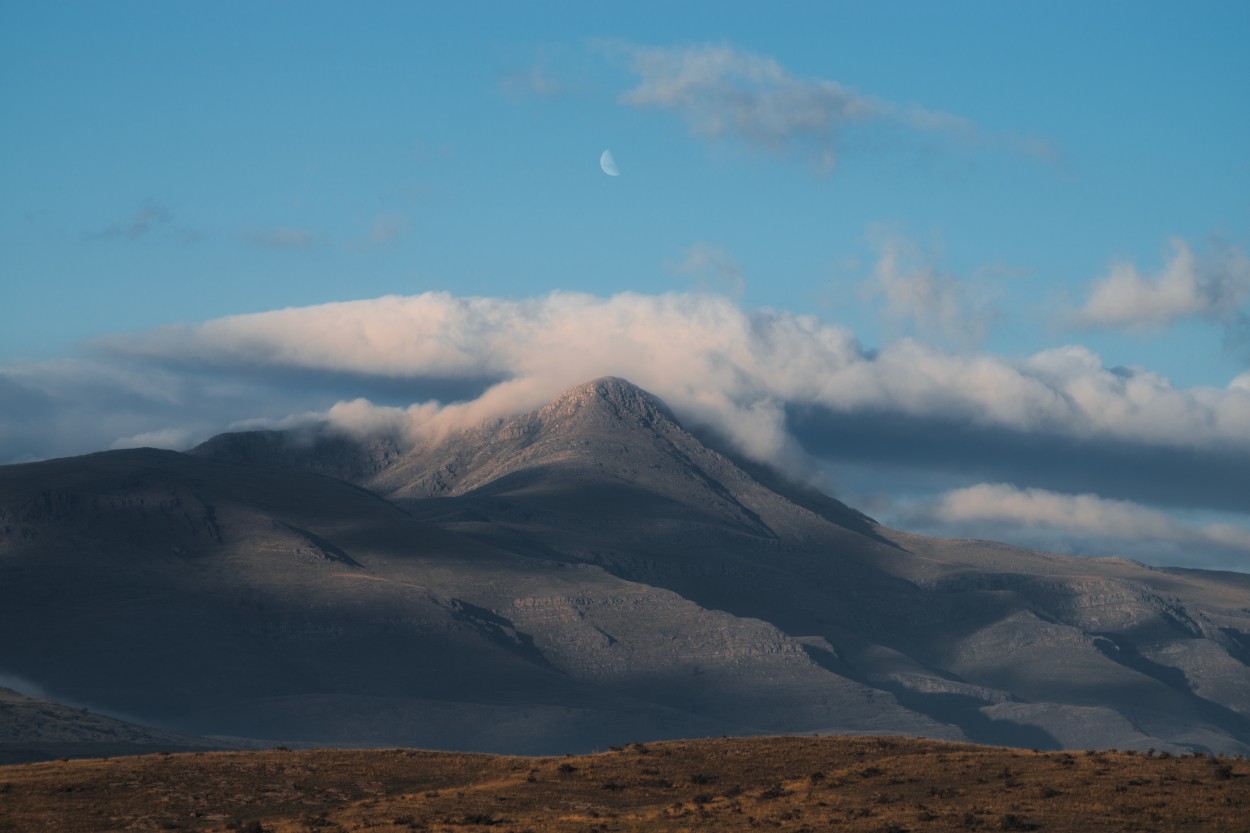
top-left (758, 783), bottom-right (788, 800)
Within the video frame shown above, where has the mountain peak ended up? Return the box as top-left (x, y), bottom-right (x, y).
top-left (538, 377), bottom-right (678, 432)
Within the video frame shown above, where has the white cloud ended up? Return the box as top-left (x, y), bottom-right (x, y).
top-left (932, 484), bottom-right (1179, 540)
top-left (1073, 238), bottom-right (1250, 330)
top-left (95, 291), bottom-right (1250, 464)
top-left (921, 483), bottom-right (1250, 562)
top-left (617, 43), bottom-right (973, 174)
top-left (110, 427), bottom-right (204, 451)
top-left (8, 290), bottom-right (1250, 569)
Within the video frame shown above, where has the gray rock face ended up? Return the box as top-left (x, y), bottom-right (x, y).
top-left (2, 377), bottom-right (1248, 754)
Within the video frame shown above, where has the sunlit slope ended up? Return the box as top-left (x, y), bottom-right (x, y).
top-left (4, 737), bottom-right (1248, 833)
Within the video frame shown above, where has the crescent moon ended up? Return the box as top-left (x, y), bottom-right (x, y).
top-left (599, 149), bottom-right (620, 177)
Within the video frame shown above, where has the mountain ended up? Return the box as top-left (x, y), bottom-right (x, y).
top-left (0, 687), bottom-right (233, 765)
top-left (3, 377), bottom-right (1248, 755)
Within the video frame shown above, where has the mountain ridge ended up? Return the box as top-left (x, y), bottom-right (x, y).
top-left (3, 376), bottom-right (1248, 755)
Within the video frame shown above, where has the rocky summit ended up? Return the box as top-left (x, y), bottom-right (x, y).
top-left (1, 377), bottom-right (1248, 756)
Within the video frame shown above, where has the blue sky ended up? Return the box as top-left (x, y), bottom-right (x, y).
top-left (2, 2), bottom-right (1249, 569)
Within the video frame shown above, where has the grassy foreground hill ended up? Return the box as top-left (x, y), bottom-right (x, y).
top-left (1, 736), bottom-right (1247, 833)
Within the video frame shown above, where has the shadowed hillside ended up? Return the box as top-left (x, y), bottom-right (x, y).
top-left (0, 688), bottom-right (238, 766)
top-left (2, 378), bottom-right (1248, 755)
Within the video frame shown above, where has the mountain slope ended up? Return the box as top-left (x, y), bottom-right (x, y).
top-left (0, 687), bottom-right (233, 765)
top-left (0, 444), bottom-right (948, 753)
top-left (3, 377), bottom-right (1248, 754)
top-left (335, 378), bottom-right (1250, 753)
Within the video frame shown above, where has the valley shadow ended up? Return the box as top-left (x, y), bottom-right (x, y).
top-left (444, 597), bottom-right (563, 675)
top-left (891, 690), bottom-right (1062, 750)
top-left (798, 644), bottom-right (1061, 750)
top-left (1218, 627), bottom-right (1250, 666)
top-left (1092, 631), bottom-right (1250, 745)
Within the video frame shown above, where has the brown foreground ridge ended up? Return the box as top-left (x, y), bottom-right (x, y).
top-left (1, 735), bottom-right (1247, 833)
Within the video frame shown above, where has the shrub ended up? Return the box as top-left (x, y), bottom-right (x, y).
top-left (758, 783), bottom-right (788, 800)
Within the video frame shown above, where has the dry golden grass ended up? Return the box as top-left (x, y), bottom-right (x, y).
top-left (2, 736), bottom-right (1247, 832)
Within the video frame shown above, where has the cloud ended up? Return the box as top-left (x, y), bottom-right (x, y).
top-left (501, 65), bottom-right (570, 97)
top-left (86, 202), bottom-right (173, 241)
top-left (615, 43), bottom-right (977, 173)
top-left (861, 234), bottom-right (998, 348)
top-left (8, 289), bottom-right (1250, 569)
top-left (110, 427), bottom-right (204, 451)
top-left (911, 483), bottom-right (1250, 567)
top-left (353, 213), bottom-right (410, 251)
top-left (95, 291), bottom-right (1250, 463)
top-left (247, 227), bottom-right (318, 250)
top-left (1073, 238), bottom-right (1250, 331)
top-left (667, 242), bottom-right (746, 298)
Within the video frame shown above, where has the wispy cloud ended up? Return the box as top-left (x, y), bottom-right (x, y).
top-left (861, 234), bottom-right (998, 349)
top-left (85, 201), bottom-right (173, 241)
top-left (667, 242), bottom-right (746, 298)
top-left (246, 227), bottom-right (319, 250)
top-left (501, 64), bottom-right (570, 97)
top-left (1072, 238), bottom-right (1250, 331)
top-left (352, 213), bottom-right (410, 251)
top-left (615, 43), bottom-right (980, 174)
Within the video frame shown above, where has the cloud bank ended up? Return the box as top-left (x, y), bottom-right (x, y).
top-left (95, 291), bottom-right (1250, 461)
top-left (913, 483), bottom-right (1250, 568)
top-left (4, 289), bottom-right (1248, 570)
top-left (934, 483), bottom-right (1243, 546)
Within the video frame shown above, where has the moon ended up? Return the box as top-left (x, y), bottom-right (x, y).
top-left (599, 149), bottom-right (620, 177)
